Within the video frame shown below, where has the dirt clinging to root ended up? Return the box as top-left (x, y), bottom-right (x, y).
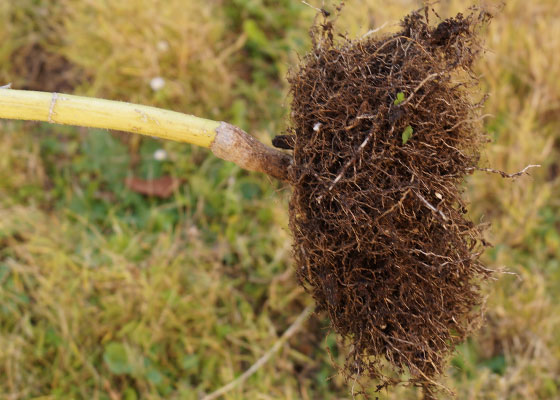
top-left (286, 8), bottom-right (492, 395)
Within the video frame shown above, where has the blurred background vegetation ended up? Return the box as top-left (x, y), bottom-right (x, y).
top-left (0, 0), bottom-right (559, 399)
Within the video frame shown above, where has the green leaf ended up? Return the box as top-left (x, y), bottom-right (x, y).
top-left (482, 354), bottom-right (507, 375)
top-left (123, 388), bottom-right (138, 400)
top-left (103, 342), bottom-right (131, 375)
top-left (239, 181), bottom-right (261, 200)
top-left (243, 19), bottom-right (269, 48)
top-left (45, 327), bottom-right (63, 346)
top-left (394, 91), bottom-right (405, 105)
top-left (145, 367), bottom-right (164, 385)
top-left (180, 354), bottom-right (199, 370)
top-left (402, 125), bottom-right (413, 145)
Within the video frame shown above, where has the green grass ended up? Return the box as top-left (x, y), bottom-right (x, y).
top-left (1, 0), bottom-right (560, 399)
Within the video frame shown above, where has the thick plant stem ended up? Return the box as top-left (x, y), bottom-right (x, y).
top-left (0, 89), bottom-right (219, 146)
top-left (211, 122), bottom-right (292, 182)
top-left (0, 89), bottom-right (291, 181)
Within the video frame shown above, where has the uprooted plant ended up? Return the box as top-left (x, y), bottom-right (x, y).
top-left (0, 5), bottom-right (537, 398)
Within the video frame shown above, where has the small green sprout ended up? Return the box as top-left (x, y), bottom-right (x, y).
top-left (394, 92), bottom-right (405, 106)
top-left (402, 125), bottom-right (413, 144)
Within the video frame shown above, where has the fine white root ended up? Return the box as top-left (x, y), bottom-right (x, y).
top-left (469, 164), bottom-right (541, 179)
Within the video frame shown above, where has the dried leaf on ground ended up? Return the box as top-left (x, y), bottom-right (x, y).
top-left (125, 176), bottom-right (181, 198)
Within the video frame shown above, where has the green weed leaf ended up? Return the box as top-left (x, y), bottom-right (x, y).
top-left (145, 367), bottom-right (164, 385)
top-left (103, 342), bottom-right (131, 375)
top-left (402, 125), bottom-right (413, 145)
top-left (123, 388), bottom-right (138, 400)
top-left (482, 354), bottom-right (507, 375)
top-left (243, 19), bottom-right (269, 47)
top-left (394, 92), bottom-right (405, 105)
top-left (181, 354), bottom-right (199, 370)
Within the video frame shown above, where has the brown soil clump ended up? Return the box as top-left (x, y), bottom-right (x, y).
top-left (285, 7), bottom-right (492, 396)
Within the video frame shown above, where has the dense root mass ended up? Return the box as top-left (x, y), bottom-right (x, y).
top-left (286, 8), bottom-right (492, 395)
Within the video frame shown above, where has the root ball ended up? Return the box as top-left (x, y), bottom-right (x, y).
top-left (287, 7), bottom-right (493, 394)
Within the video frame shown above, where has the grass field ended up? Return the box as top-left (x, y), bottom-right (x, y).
top-left (1, 0), bottom-right (559, 399)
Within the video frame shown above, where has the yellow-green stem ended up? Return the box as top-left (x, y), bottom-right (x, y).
top-left (0, 89), bottom-right (219, 147)
top-left (0, 89), bottom-right (292, 181)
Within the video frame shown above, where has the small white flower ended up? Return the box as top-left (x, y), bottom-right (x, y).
top-left (153, 149), bottom-right (167, 161)
top-left (187, 225), bottom-right (199, 239)
top-left (313, 122), bottom-right (322, 132)
top-left (157, 40), bottom-right (169, 52)
top-left (150, 77), bottom-right (165, 91)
